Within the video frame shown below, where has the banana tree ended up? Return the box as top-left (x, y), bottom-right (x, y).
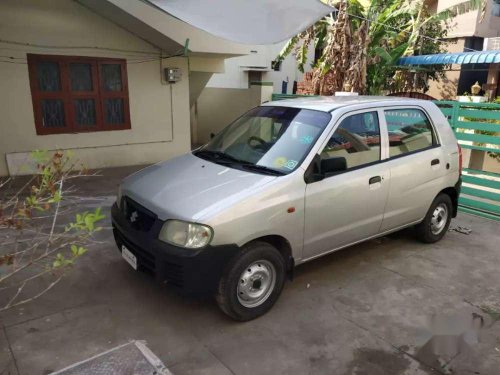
top-left (382, 0), bottom-right (485, 93)
top-left (277, 0), bottom-right (485, 95)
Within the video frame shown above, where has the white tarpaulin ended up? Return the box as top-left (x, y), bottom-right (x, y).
top-left (146, 0), bottom-right (335, 45)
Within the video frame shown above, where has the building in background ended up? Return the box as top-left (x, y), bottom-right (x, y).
top-left (193, 43), bottom-right (315, 145)
top-left (0, 0), bottom-right (274, 176)
top-left (0, 0), bottom-right (327, 175)
top-left (427, 0), bottom-right (500, 99)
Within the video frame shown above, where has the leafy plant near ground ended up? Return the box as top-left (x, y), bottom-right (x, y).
top-left (0, 151), bottom-right (105, 312)
top-left (480, 305), bottom-right (500, 323)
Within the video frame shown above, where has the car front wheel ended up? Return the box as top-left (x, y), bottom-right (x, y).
top-left (216, 241), bottom-right (286, 321)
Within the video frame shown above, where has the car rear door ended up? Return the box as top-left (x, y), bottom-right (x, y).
top-left (303, 109), bottom-right (390, 260)
top-left (379, 106), bottom-right (446, 231)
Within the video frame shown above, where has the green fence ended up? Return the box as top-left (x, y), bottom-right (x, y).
top-left (271, 94), bottom-right (500, 220)
top-left (434, 101), bottom-right (500, 221)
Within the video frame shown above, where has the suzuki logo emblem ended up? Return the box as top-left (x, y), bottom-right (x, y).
top-left (129, 211), bottom-right (139, 223)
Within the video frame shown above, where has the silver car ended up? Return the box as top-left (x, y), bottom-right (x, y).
top-left (111, 96), bottom-right (462, 321)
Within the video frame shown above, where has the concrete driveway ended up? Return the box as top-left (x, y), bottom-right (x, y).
top-left (1, 166), bottom-right (499, 375)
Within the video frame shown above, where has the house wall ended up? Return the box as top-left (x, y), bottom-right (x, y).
top-left (427, 38), bottom-right (465, 99)
top-left (195, 87), bottom-right (262, 145)
top-left (207, 41), bottom-right (314, 93)
top-left (426, 0), bottom-right (500, 99)
top-left (194, 40), bottom-right (314, 144)
top-left (483, 153), bottom-right (500, 174)
top-left (437, 0), bottom-right (500, 38)
top-left (0, 0), bottom-right (191, 176)
top-left (474, 0), bottom-right (500, 38)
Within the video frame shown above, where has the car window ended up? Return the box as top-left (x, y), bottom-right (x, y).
top-left (384, 108), bottom-right (436, 157)
top-left (199, 106), bottom-right (331, 174)
top-left (320, 111), bottom-right (381, 170)
top-left (250, 117), bottom-right (284, 143)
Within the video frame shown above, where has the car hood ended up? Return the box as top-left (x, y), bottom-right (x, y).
top-left (121, 153), bottom-right (276, 222)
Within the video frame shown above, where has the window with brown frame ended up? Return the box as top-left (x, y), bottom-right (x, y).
top-left (27, 54), bottom-right (131, 135)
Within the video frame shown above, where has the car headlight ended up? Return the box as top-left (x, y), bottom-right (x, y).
top-left (116, 185), bottom-right (122, 208)
top-left (159, 220), bottom-right (213, 249)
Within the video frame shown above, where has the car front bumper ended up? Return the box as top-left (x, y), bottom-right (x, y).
top-left (111, 202), bottom-right (238, 297)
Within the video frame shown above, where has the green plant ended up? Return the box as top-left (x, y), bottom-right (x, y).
top-left (277, 0), bottom-right (484, 95)
top-left (480, 305), bottom-right (500, 322)
top-left (0, 151), bottom-right (104, 312)
top-left (461, 92), bottom-right (473, 101)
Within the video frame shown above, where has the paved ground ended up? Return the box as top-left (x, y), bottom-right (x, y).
top-left (1, 166), bottom-right (500, 375)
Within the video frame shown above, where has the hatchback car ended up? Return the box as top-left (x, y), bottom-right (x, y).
top-left (111, 96), bottom-right (462, 321)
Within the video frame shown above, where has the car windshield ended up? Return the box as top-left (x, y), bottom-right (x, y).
top-left (194, 106), bottom-right (332, 175)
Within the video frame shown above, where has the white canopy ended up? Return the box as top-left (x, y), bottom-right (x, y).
top-left (146, 0), bottom-right (335, 45)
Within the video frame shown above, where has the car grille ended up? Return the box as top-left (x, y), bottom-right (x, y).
top-left (121, 197), bottom-right (156, 232)
top-left (164, 261), bottom-right (184, 287)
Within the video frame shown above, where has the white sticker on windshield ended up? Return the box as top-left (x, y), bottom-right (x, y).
top-left (300, 135), bottom-right (314, 144)
top-left (284, 160), bottom-right (298, 170)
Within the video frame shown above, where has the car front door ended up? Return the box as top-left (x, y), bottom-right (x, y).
top-left (303, 109), bottom-right (390, 261)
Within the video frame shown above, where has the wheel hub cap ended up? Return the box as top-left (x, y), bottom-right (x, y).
top-left (237, 260), bottom-right (276, 308)
top-left (430, 203), bottom-right (448, 235)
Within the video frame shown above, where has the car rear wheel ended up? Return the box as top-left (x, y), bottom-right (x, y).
top-left (216, 241), bottom-right (286, 321)
top-left (415, 193), bottom-right (452, 243)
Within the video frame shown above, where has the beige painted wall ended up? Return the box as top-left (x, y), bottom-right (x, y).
top-left (196, 87), bottom-right (262, 144)
top-left (427, 38), bottom-right (465, 99)
top-left (437, 0), bottom-right (500, 38)
top-left (0, 0), bottom-right (191, 176)
top-left (483, 153), bottom-right (500, 174)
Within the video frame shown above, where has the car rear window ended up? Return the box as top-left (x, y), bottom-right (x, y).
top-left (384, 108), bottom-right (436, 157)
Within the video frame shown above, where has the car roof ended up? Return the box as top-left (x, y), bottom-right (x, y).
top-left (261, 95), bottom-right (429, 112)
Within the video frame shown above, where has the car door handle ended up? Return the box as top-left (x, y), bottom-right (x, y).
top-left (369, 176), bottom-right (381, 184)
top-left (431, 159), bottom-right (440, 166)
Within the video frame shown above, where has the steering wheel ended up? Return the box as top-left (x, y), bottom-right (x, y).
top-left (247, 136), bottom-right (267, 150)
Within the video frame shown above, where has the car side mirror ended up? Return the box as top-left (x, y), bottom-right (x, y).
top-left (321, 156), bottom-right (347, 177)
top-left (304, 155), bottom-right (347, 184)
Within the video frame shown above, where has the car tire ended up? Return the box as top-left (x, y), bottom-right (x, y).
top-left (215, 241), bottom-right (286, 321)
top-left (415, 193), bottom-right (452, 243)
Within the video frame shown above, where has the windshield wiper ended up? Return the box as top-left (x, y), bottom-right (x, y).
top-left (194, 150), bottom-right (285, 176)
top-left (194, 150), bottom-right (240, 164)
top-left (239, 164), bottom-right (285, 176)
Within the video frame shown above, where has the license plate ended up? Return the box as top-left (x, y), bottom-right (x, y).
top-left (121, 245), bottom-right (137, 270)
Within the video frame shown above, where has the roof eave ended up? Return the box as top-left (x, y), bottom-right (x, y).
top-left (76, 0), bottom-right (251, 57)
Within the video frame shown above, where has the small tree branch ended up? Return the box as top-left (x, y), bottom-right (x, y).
top-left (44, 179), bottom-right (63, 255)
top-left (0, 240), bottom-right (70, 284)
top-left (5, 176), bottom-right (36, 206)
top-left (0, 177), bottom-right (11, 189)
top-left (0, 151), bottom-right (104, 312)
top-left (0, 269), bottom-right (50, 291)
top-left (3, 280), bottom-right (27, 309)
top-left (0, 276), bottom-right (63, 312)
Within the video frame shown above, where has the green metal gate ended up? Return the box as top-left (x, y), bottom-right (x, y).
top-left (434, 101), bottom-right (500, 221)
top-left (270, 94), bottom-right (500, 220)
